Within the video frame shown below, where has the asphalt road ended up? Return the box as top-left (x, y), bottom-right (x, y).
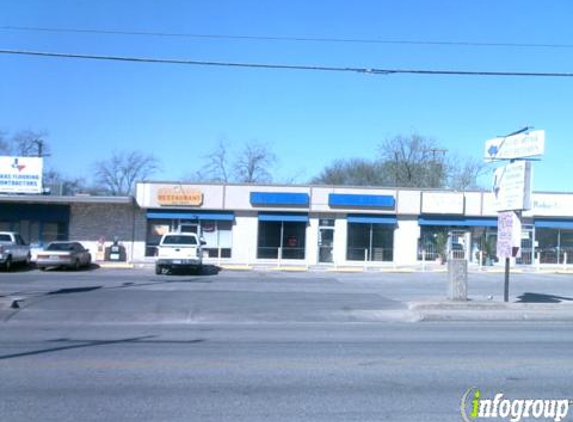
top-left (1, 269), bottom-right (573, 421)
top-left (1, 322), bottom-right (573, 422)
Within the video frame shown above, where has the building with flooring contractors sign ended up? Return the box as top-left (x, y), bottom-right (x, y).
top-left (5, 180), bottom-right (573, 267)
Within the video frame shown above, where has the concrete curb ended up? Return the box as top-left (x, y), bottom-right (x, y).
top-left (409, 301), bottom-right (573, 322)
top-left (0, 296), bottom-right (20, 310)
top-left (220, 265), bottom-right (253, 271)
top-left (97, 262), bottom-right (134, 269)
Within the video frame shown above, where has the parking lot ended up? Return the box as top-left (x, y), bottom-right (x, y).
top-left (1, 266), bottom-right (572, 324)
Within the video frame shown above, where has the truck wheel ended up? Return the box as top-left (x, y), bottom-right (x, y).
top-left (155, 265), bottom-right (162, 275)
top-left (4, 257), bottom-right (12, 272)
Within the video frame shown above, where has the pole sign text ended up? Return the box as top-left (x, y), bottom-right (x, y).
top-left (497, 211), bottom-right (522, 259)
top-left (493, 161), bottom-right (532, 211)
top-left (485, 130), bottom-right (545, 161)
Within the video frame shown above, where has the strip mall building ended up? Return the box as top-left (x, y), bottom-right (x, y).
top-left (2, 181), bottom-right (573, 267)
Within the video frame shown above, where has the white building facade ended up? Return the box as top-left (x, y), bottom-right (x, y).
top-left (135, 182), bottom-right (573, 267)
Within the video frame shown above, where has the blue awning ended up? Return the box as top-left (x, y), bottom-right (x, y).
top-left (535, 219), bottom-right (573, 229)
top-left (347, 214), bottom-right (397, 225)
top-left (258, 212), bottom-right (309, 223)
top-left (419, 216), bottom-right (497, 227)
top-left (147, 211), bottom-right (235, 221)
top-left (250, 192), bottom-right (309, 206)
top-left (329, 193), bottom-right (395, 208)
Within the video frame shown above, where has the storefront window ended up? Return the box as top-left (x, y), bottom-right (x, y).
top-left (145, 220), bottom-right (171, 256)
top-left (536, 228), bottom-right (573, 264)
top-left (347, 223), bottom-right (393, 262)
top-left (257, 221), bottom-right (306, 260)
top-left (418, 226), bottom-right (497, 263)
top-left (201, 220), bottom-right (233, 258)
top-left (145, 219), bottom-right (233, 258)
top-left (0, 220), bottom-right (67, 245)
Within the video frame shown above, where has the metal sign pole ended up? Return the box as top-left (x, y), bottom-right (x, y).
top-left (504, 257), bottom-right (510, 302)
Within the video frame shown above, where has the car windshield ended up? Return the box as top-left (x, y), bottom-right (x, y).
top-left (162, 235), bottom-right (197, 245)
top-left (46, 243), bottom-right (75, 251)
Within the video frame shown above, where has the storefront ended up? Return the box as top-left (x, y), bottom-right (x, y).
top-left (0, 202), bottom-right (69, 247)
top-left (5, 182), bottom-right (571, 268)
top-left (145, 210), bottom-right (234, 258)
top-left (533, 219), bottom-right (573, 264)
top-left (417, 216), bottom-right (498, 263)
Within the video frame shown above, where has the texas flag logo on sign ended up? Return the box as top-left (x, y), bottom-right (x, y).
top-left (11, 158), bottom-right (26, 172)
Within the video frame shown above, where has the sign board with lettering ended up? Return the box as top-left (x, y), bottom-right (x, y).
top-left (485, 130), bottom-right (545, 161)
top-left (493, 161), bottom-right (532, 211)
top-left (497, 211), bottom-right (522, 259)
top-left (157, 187), bottom-right (203, 206)
top-left (0, 156), bottom-right (43, 194)
top-left (421, 192), bottom-right (465, 214)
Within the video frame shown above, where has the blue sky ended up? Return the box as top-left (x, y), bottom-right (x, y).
top-left (1, 0), bottom-right (573, 191)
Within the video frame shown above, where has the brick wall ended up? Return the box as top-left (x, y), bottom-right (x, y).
top-left (69, 203), bottom-right (147, 261)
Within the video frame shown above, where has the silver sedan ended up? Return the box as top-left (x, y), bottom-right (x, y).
top-left (36, 242), bottom-right (92, 271)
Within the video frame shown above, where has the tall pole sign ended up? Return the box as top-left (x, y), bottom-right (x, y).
top-left (484, 127), bottom-right (544, 302)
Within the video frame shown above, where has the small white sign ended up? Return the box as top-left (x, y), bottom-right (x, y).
top-left (493, 161), bottom-right (532, 211)
top-left (497, 211), bottom-right (522, 259)
top-left (422, 192), bottom-right (465, 214)
top-left (485, 130), bottom-right (545, 161)
top-left (0, 156), bottom-right (43, 194)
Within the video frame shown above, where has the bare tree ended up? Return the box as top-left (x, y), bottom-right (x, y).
top-left (11, 130), bottom-right (50, 157)
top-left (378, 134), bottom-right (448, 188)
top-left (0, 131), bottom-right (9, 155)
top-left (312, 158), bottom-right (391, 186)
top-left (447, 155), bottom-right (487, 190)
top-left (200, 138), bottom-right (232, 182)
top-left (93, 150), bottom-right (161, 196)
top-left (311, 133), bottom-right (484, 190)
top-left (233, 141), bottom-right (276, 183)
top-left (43, 168), bottom-right (89, 196)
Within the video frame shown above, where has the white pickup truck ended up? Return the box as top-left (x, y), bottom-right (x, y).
top-left (155, 232), bottom-right (205, 275)
top-left (0, 232), bottom-right (31, 272)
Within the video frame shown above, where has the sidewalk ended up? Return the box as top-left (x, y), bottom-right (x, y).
top-left (126, 259), bottom-right (573, 274)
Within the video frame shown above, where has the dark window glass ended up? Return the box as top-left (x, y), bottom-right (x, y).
top-left (257, 221), bottom-right (306, 260)
top-left (161, 235), bottom-right (198, 245)
top-left (347, 223), bottom-right (394, 262)
top-left (47, 243), bottom-right (74, 251)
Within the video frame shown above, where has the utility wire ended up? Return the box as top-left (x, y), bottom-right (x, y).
top-left (2, 25), bottom-right (573, 49)
top-left (2, 48), bottom-right (573, 78)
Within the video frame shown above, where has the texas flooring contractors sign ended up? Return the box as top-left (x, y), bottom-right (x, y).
top-left (0, 156), bottom-right (43, 194)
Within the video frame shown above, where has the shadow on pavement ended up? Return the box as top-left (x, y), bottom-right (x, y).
top-left (0, 335), bottom-right (205, 361)
top-left (515, 292), bottom-right (573, 303)
top-left (47, 286), bottom-right (103, 295)
top-left (1, 264), bottom-right (37, 273)
top-left (37, 263), bottom-right (101, 272)
top-left (161, 265), bottom-right (221, 278)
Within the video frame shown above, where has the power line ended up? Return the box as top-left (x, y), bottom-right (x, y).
top-left (2, 48), bottom-right (573, 78)
top-left (2, 25), bottom-right (573, 50)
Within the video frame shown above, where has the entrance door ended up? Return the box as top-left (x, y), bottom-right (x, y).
top-left (318, 228), bottom-right (334, 263)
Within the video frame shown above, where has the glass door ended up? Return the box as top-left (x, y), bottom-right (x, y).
top-left (318, 228), bottom-right (334, 263)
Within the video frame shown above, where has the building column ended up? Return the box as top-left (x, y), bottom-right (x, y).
top-left (393, 217), bottom-right (420, 266)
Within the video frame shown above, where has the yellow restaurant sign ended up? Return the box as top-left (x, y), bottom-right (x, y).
top-left (157, 187), bottom-right (203, 206)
